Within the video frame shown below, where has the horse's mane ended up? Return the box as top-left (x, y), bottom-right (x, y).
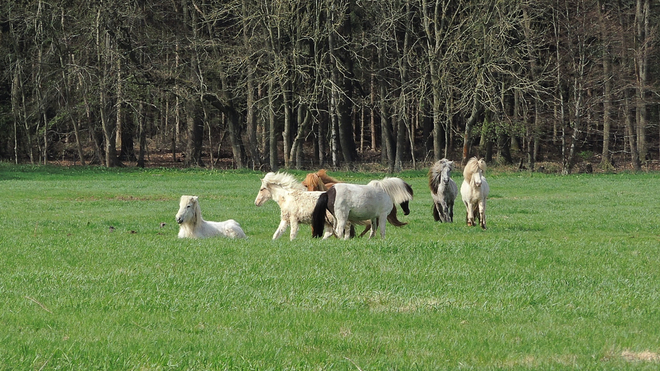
top-left (428, 159), bottom-right (452, 194)
top-left (368, 177), bottom-right (414, 205)
top-left (182, 195), bottom-right (203, 225)
top-left (463, 157), bottom-right (486, 183)
top-left (303, 173), bottom-right (327, 191)
top-left (177, 195), bottom-right (202, 238)
top-left (316, 169), bottom-right (341, 184)
top-left (263, 172), bottom-right (306, 191)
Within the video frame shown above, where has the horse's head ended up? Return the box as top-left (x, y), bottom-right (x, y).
top-left (441, 160), bottom-right (454, 184)
top-left (176, 195), bottom-right (199, 225)
top-left (472, 170), bottom-right (483, 187)
top-left (302, 173), bottom-right (326, 191)
top-left (255, 180), bottom-right (272, 206)
top-left (464, 157), bottom-right (486, 188)
top-left (256, 172), bottom-right (305, 206)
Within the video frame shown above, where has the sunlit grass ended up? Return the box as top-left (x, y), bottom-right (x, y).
top-left (1, 164), bottom-right (659, 369)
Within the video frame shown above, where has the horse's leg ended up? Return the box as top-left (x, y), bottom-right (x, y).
top-left (448, 200), bottom-right (454, 223)
top-left (471, 204), bottom-right (479, 227)
top-left (479, 199), bottom-right (487, 229)
top-left (432, 202), bottom-right (441, 222)
top-left (379, 213), bottom-right (387, 238)
top-left (369, 218), bottom-right (378, 238)
top-left (289, 219), bottom-right (300, 240)
top-left (322, 226), bottom-right (334, 239)
top-left (335, 214), bottom-right (348, 239)
top-left (463, 201), bottom-right (473, 226)
top-left (359, 223), bottom-right (371, 237)
top-left (440, 199), bottom-right (448, 223)
top-left (272, 219), bottom-right (289, 240)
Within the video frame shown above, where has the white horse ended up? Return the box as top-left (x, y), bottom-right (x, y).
top-left (175, 195), bottom-right (247, 238)
top-left (254, 172), bottom-right (334, 240)
top-left (460, 157), bottom-right (490, 229)
top-left (429, 158), bottom-right (458, 223)
top-left (312, 177), bottom-right (413, 239)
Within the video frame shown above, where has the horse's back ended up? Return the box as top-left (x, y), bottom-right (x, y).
top-left (332, 183), bottom-right (392, 220)
top-left (206, 219), bottom-right (247, 238)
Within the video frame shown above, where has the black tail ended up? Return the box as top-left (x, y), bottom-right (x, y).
top-left (386, 205), bottom-right (408, 227)
top-left (312, 192), bottom-right (329, 238)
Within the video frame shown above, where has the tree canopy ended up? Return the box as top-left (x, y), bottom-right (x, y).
top-left (1, 0), bottom-right (657, 172)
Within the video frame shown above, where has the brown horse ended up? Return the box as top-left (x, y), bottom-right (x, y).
top-left (302, 169), bottom-right (341, 191)
top-left (303, 169), bottom-right (409, 237)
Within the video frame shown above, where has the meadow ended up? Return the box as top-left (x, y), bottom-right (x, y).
top-left (0, 163), bottom-right (659, 370)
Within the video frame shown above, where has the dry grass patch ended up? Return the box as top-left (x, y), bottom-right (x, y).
top-left (621, 350), bottom-right (660, 362)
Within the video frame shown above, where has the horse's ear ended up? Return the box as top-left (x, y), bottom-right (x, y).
top-left (192, 196), bottom-right (199, 202)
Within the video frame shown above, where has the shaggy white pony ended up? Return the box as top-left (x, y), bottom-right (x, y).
top-left (254, 172), bottom-right (334, 240)
top-left (175, 195), bottom-right (246, 239)
top-left (460, 157), bottom-right (490, 229)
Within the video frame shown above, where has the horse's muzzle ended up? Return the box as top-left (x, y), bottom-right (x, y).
top-left (176, 217), bottom-right (184, 224)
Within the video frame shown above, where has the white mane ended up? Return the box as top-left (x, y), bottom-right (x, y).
top-left (176, 195), bottom-right (247, 239)
top-left (367, 177), bottom-right (414, 205)
top-left (262, 172), bottom-right (306, 191)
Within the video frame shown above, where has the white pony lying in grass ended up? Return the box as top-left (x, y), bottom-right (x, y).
top-left (175, 195), bottom-right (247, 239)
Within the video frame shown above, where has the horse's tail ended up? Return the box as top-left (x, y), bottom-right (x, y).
top-left (312, 192), bottom-right (329, 238)
top-left (370, 177), bottom-right (414, 205)
top-left (386, 206), bottom-right (408, 227)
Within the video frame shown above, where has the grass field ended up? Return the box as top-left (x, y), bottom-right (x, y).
top-left (1, 164), bottom-right (659, 370)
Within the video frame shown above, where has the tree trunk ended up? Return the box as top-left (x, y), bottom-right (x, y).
top-left (634, 0), bottom-right (649, 161)
top-left (243, 1), bottom-right (260, 169)
top-left (291, 103), bottom-right (311, 169)
top-left (280, 76), bottom-right (293, 168)
top-left (462, 94), bottom-right (481, 164)
top-left (185, 98), bottom-right (204, 167)
top-left (137, 102), bottom-right (147, 168)
top-left (378, 44), bottom-right (394, 169)
top-left (421, 0), bottom-right (444, 162)
top-left (598, 0), bottom-right (613, 169)
top-left (96, 8), bottom-right (118, 167)
top-left (268, 79), bottom-right (278, 171)
top-left (226, 108), bottom-right (246, 169)
top-left (624, 90), bottom-right (641, 170)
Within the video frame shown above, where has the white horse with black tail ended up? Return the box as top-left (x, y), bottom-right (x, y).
top-left (460, 157), bottom-right (490, 229)
top-left (312, 177), bottom-right (413, 239)
top-left (175, 195), bottom-right (247, 238)
top-left (254, 172), bottom-right (335, 240)
top-left (429, 158), bottom-right (458, 223)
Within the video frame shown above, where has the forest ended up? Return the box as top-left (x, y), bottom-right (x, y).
top-left (0, 0), bottom-right (658, 173)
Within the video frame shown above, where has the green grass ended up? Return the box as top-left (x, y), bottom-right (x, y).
top-left (1, 164), bottom-right (659, 370)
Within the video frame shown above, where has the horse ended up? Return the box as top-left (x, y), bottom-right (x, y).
top-left (312, 177), bottom-right (413, 239)
top-left (428, 158), bottom-right (458, 223)
top-left (302, 169), bottom-right (341, 191)
top-left (254, 172), bottom-right (334, 240)
top-left (175, 195), bottom-right (247, 239)
top-left (460, 157), bottom-right (490, 229)
top-left (303, 169), bottom-right (409, 236)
